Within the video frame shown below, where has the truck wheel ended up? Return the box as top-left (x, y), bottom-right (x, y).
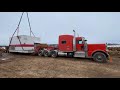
top-left (93, 52), bottom-right (107, 63)
top-left (44, 50), bottom-right (50, 57)
top-left (38, 50), bottom-right (43, 56)
top-left (51, 51), bottom-right (57, 58)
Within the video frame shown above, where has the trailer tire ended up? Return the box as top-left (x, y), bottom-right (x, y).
top-left (38, 50), bottom-right (43, 56)
top-left (93, 52), bottom-right (107, 63)
top-left (51, 51), bottom-right (57, 58)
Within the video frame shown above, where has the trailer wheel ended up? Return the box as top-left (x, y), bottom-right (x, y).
top-left (93, 52), bottom-right (107, 63)
top-left (38, 50), bottom-right (43, 56)
top-left (51, 51), bottom-right (57, 58)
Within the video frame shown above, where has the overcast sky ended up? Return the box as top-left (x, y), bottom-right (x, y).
top-left (0, 12), bottom-right (120, 45)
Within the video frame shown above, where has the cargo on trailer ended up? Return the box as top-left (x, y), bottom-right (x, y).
top-left (9, 35), bottom-right (40, 53)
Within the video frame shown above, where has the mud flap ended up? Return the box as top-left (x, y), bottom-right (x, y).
top-left (107, 54), bottom-right (112, 63)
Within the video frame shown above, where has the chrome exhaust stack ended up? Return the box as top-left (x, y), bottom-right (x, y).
top-left (73, 30), bottom-right (76, 51)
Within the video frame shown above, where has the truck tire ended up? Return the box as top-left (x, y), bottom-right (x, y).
top-left (93, 52), bottom-right (107, 63)
top-left (51, 51), bottom-right (57, 58)
top-left (38, 50), bottom-right (43, 56)
top-left (44, 50), bottom-right (50, 57)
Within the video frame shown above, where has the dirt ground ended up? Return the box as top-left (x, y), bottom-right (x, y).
top-left (0, 53), bottom-right (120, 78)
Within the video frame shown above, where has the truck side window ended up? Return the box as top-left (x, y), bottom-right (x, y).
top-left (77, 40), bottom-right (83, 44)
top-left (61, 41), bottom-right (66, 44)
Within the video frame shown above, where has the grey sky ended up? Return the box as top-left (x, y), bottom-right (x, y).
top-left (0, 12), bottom-right (120, 45)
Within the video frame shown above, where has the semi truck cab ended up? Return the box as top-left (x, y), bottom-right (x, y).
top-left (58, 34), bottom-right (109, 63)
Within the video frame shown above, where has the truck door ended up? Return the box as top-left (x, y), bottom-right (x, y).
top-left (76, 39), bottom-right (84, 51)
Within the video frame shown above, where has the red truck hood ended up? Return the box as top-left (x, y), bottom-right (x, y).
top-left (87, 44), bottom-right (107, 52)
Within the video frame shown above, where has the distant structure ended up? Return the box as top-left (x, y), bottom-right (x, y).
top-left (107, 43), bottom-right (120, 47)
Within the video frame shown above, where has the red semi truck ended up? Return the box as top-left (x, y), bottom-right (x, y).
top-left (35, 31), bottom-right (110, 63)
